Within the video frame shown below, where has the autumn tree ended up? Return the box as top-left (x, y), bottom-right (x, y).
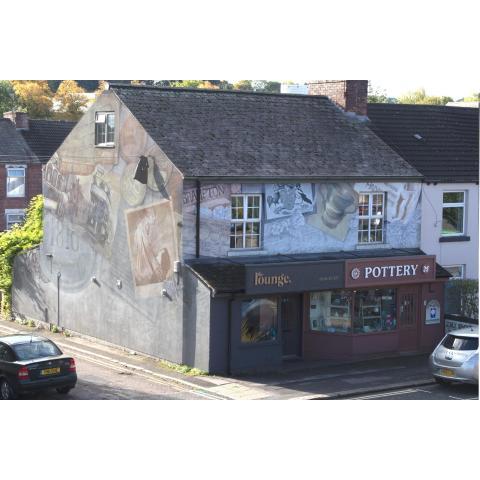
top-left (11, 81), bottom-right (54, 118)
top-left (0, 80), bottom-right (20, 115)
top-left (398, 88), bottom-right (453, 105)
top-left (233, 80), bottom-right (253, 91)
top-left (54, 80), bottom-right (89, 120)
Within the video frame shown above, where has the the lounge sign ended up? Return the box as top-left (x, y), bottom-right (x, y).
top-left (345, 255), bottom-right (436, 288)
top-left (245, 261), bottom-right (344, 294)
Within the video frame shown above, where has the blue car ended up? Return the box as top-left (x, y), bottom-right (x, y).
top-left (0, 334), bottom-right (77, 400)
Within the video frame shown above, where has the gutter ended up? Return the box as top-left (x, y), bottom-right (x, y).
top-left (183, 175), bottom-right (423, 183)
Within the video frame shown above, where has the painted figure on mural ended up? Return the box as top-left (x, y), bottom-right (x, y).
top-left (132, 208), bottom-right (171, 286)
top-left (265, 184), bottom-right (314, 219)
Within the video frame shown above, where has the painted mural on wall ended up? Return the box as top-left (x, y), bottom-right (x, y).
top-left (40, 92), bottom-right (182, 298)
top-left (183, 183), bottom-right (241, 257)
top-left (265, 184), bottom-right (314, 219)
top-left (125, 200), bottom-right (178, 296)
top-left (188, 181), bottom-right (422, 257)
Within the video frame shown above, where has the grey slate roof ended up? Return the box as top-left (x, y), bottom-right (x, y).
top-left (368, 104), bottom-right (479, 183)
top-left (110, 84), bottom-right (422, 180)
top-left (186, 248), bottom-right (450, 295)
top-left (21, 119), bottom-right (76, 162)
top-left (0, 118), bottom-right (38, 164)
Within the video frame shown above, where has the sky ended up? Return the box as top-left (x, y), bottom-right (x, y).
top-left (370, 79), bottom-right (478, 100)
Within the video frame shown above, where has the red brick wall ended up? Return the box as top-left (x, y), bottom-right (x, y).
top-left (307, 80), bottom-right (368, 116)
top-left (0, 163), bottom-right (43, 230)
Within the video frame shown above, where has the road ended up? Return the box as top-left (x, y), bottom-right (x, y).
top-left (19, 342), bottom-right (218, 400)
top-left (347, 382), bottom-right (478, 400)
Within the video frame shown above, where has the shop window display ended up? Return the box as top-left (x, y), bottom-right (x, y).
top-left (241, 297), bottom-right (278, 343)
top-left (309, 291), bottom-right (352, 333)
top-left (353, 288), bottom-right (396, 333)
top-left (309, 289), bottom-right (396, 334)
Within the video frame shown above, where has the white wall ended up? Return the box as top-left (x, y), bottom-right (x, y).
top-left (421, 183), bottom-right (479, 279)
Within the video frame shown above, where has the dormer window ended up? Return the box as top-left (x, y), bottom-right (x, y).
top-left (95, 112), bottom-right (115, 146)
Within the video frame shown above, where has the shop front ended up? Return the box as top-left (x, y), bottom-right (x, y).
top-left (188, 249), bottom-right (449, 373)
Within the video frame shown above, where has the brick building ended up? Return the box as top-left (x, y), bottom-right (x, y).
top-left (0, 112), bottom-right (75, 230)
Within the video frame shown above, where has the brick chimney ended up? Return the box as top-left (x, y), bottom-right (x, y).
top-left (3, 111), bottom-right (29, 130)
top-left (307, 80), bottom-right (368, 116)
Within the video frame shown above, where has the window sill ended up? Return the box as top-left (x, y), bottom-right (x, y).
top-left (439, 235), bottom-right (470, 243)
top-left (228, 249), bottom-right (267, 257)
top-left (355, 243), bottom-right (391, 250)
top-left (95, 144), bottom-right (115, 149)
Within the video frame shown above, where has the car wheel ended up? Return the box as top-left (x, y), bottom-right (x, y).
top-left (56, 386), bottom-right (72, 395)
top-left (0, 379), bottom-right (18, 400)
top-left (434, 377), bottom-right (450, 385)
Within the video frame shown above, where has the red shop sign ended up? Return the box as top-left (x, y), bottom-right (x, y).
top-left (345, 255), bottom-right (436, 288)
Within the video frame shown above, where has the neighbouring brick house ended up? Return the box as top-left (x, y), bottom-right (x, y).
top-left (12, 83), bottom-right (450, 374)
top-left (0, 112), bottom-right (75, 231)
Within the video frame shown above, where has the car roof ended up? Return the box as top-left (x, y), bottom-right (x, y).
top-left (0, 334), bottom-right (51, 346)
top-left (448, 327), bottom-right (478, 338)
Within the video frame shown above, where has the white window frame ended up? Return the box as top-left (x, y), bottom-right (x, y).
top-left (5, 165), bottom-right (26, 198)
top-left (444, 265), bottom-right (465, 280)
top-left (5, 209), bottom-right (26, 230)
top-left (230, 194), bottom-right (262, 249)
top-left (95, 111), bottom-right (115, 147)
top-left (441, 191), bottom-right (466, 236)
top-left (358, 192), bottom-right (385, 244)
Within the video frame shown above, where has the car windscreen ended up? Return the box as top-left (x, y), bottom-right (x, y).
top-left (442, 334), bottom-right (479, 351)
top-left (11, 340), bottom-right (62, 361)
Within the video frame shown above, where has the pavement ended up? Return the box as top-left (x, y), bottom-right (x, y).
top-left (0, 317), bottom-right (446, 400)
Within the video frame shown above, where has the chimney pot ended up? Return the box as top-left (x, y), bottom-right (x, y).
top-left (3, 111), bottom-right (29, 130)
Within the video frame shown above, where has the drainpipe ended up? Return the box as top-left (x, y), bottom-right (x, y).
top-left (227, 297), bottom-right (233, 376)
top-left (195, 180), bottom-right (201, 258)
top-left (56, 272), bottom-right (61, 327)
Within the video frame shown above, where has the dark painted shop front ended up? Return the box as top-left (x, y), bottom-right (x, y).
top-left (188, 249), bottom-right (449, 374)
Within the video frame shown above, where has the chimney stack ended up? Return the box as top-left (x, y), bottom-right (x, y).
top-left (307, 80), bottom-right (368, 117)
top-left (3, 111), bottom-right (29, 130)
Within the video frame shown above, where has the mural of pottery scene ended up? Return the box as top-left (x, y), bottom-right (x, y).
top-left (185, 181), bottom-right (422, 257)
top-left (13, 90), bottom-right (185, 363)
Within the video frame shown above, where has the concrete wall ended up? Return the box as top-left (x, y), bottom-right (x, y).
top-left (421, 183), bottom-right (479, 279)
top-left (12, 90), bottom-right (190, 365)
top-left (183, 181), bottom-right (422, 258)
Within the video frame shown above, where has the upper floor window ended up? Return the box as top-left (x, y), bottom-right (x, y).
top-left (358, 192), bottom-right (384, 244)
top-left (230, 194), bottom-right (262, 249)
top-left (442, 191), bottom-right (465, 236)
top-left (5, 209), bottom-right (25, 230)
top-left (95, 112), bottom-right (115, 146)
top-left (6, 166), bottom-right (26, 197)
top-left (444, 265), bottom-right (465, 280)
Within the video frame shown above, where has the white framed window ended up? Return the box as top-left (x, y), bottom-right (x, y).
top-left (444, 265), bottom-right (465, 280)
top-left (230, 194), bottom-right (262, 249)
top-left (5, 209), bottom-right (25, 230)
top-left (442, 191), bottom-right (466, 236)
top-left (358, 192), bottom-right (385, 244)
top-left (95, 112), bottom-right (115, 146)
top-left (6, 165), bottom-right (26, 198)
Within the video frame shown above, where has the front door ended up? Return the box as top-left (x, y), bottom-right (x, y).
top-left (398, 286), bottom-right (420, 352)
top-left (281, 295), bottom-right (302, 357)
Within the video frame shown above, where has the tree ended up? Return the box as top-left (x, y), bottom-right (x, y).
top-left (53, 80), bottom-right (89, 120)
top-left (251, 80), bottom-right (281, 93)
top-left (0, 80), bottom-right (21, 115)
top-left (0, 195), bottom-right (43, 317)
top-left (233, 80), bottom-right (253, 91)
top-left (11, 81), bottom-right (53, 118)
top-left (367, 83), bottom-right (395, 103)
top-left (397, 88), bottom-right (453, 105)
top-left (462, 93), bottom-right (480, 102)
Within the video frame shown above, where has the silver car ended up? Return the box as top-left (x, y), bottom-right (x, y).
top-left (429, 326), bottom-right (478, 385)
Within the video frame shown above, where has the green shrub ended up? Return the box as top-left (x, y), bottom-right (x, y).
top-left (0, 195), bottom-right (43, 317)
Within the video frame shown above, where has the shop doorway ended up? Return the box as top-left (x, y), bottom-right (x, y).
top-left (281, 295), bottom-right (302, 358)
top-left (398, 286), bottom-right (419, 352)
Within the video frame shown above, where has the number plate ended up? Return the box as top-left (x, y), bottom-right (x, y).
top-left (41, 367), bottom-right (60, 376)
top-left (440, 368), bottom-right (455, 377)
